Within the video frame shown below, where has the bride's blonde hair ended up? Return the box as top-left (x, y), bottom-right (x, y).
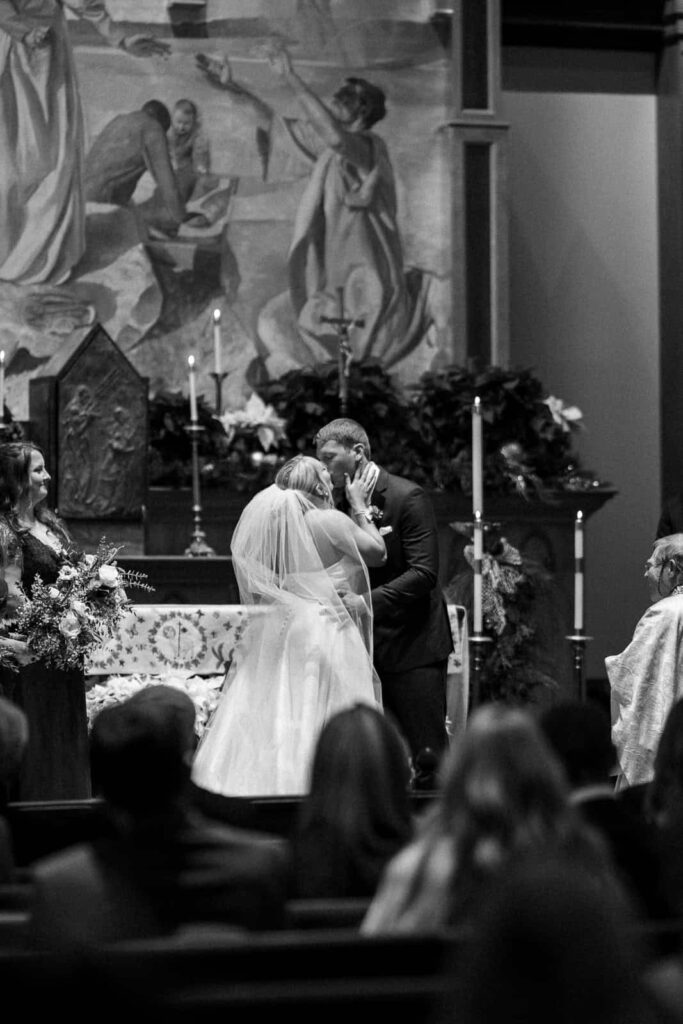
top-left (275, 455), bottom-right (333, 506)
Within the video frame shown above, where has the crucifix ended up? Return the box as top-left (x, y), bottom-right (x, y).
top-left (320, 286), bottom-right (365, 415)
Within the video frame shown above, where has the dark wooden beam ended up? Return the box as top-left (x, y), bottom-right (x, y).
top-left (502, 0), bottom-right (666, 51)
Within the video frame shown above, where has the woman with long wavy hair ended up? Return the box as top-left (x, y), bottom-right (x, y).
top-left (0, 441), bottom-right (90, 800)
top-left (290, 703), bottom-right (414, 899)
top-left (362, 703), bottom-right (620, 934)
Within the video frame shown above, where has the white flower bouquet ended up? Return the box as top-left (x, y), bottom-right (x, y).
top-left (4, 539), bottom-right (153, 672)
top-left (86, 671), bottom-right (224, 737)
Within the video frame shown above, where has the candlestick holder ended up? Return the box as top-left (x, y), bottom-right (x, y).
top-left (210, 371), bottom-right (228, 416)
top-left (468, 634), bottom-right (493, 711)
top-left (184, 423), bottom-right (216, 557)
top-left (565, 631), bottom-right (593, 702)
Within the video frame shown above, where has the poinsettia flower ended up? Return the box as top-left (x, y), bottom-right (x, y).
top-left (542, 396), bottom-right (583, 433)
top-left (218, 392), bottom-right (288, 452)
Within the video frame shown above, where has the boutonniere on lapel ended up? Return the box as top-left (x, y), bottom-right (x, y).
top-left (369, 504), bottom-right (383, 523)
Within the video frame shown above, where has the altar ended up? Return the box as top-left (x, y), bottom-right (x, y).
top-left (85, 603), bottom-right (469, 741)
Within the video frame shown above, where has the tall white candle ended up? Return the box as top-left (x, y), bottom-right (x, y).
top-left (473, 509), bottom-right (483, 633)
top-left (212, 308), bottom-right (222, 376)
top-left (472, 396), bottom-right (483, 517)
top-left (0, 350), bottom-right (5, 420)
top-left (574, 510), bottom-right (584, 631)
top-left (188, 355), bottom-right (198, 422)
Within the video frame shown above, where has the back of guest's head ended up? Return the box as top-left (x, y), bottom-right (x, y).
top-left (539, 700), bottom-right (616, 788)
top-left (90, 691), bottom-right (192, 813)
top-left (437, 703), bottom-right (570, 844)
top-left (314, 419), bottom-right (371, 459)
top-left (646, 696), bottom-right (683, 825)
top-left (295, 704), bottom-right (413, 896)
top-left (445, 852), bottom-right (652, 1024)
top-left (0, 442), bottom-right (44, 513)
top-left (304, 703), bottom-right (412, 832)
top-left (0, 696), bottom-right (28, 790)
top-left (275, 455), bottom-right (332, 505)
top-left (125, 684), bottom-right (198, 755)
top-left (142, 99), bottom-right (171, 132)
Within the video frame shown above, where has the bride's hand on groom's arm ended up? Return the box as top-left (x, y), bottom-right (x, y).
top-left (318, 590), bottom-right (365, 627)
top-left (338, 590), bottom-right (366, 617)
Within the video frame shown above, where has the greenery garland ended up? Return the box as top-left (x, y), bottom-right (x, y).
top-left (444, 526), bottom-right (559, 704)
top-left (147, 358), bottom-right (601, 498)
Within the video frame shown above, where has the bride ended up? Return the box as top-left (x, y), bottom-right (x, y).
top-left (192, 454), bottom-right (387, 796)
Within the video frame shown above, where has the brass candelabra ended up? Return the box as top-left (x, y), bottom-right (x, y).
top-left (184, 423), bottom-right (216, 557)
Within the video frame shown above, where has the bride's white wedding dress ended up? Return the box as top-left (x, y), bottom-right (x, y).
top-left (192, 488), bottom-right (380, 796)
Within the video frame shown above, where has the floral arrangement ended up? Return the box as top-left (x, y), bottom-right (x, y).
top-left (147, 389), bottom-right (288, 490)
top-left (445, 524), bottom-right (559, 704)
top-left (410, 364), bottom-right (597, 498)
top-left (3, 539), bottom-right (153, 672)
top-left (149, 359), bottom-right (604, 500)
top-left (0, 420), bottom-right (24, 443)
top-left (85, 671), bottom-right (224, 737)
top-left (258, 359), bottom-right (604, 499)
top-left (258, 358), bottom-right (431, 481)
top-left (217, 392), bottom-right (287, 453)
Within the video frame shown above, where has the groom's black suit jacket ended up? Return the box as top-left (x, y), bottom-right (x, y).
top-left (365, 468), bottom-right (453, 672)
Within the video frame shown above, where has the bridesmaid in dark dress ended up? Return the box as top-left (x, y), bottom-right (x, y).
top-left (0, 442), bottom-right (91, 801)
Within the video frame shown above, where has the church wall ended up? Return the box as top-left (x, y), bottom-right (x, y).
top-left (502, 48), bottom-right (660, 679)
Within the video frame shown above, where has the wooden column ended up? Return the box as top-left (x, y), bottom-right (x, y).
top-left (658, 1), bottom-right (683, 499)
top-left (447, 0), bottom-right (509, 365)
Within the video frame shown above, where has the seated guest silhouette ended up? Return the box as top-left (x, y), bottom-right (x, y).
top-left (0, 696), bottom-right (28, 882)
top-left (539, 700), bottom-right (670, 921)
top-left (607, 534), bottom-right (683, 788)
top-left (639, 697), bottom-right (683, 918)
top-left (362, 704), bottom-right (617, 935)
top-left (29, 686), bottom-right (289, 950)
top-left (290, 703), bottom-right (414, 899)
top-left (439, 853), bottom-right (661, 1024)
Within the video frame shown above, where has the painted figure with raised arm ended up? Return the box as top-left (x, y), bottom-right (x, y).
top-left (195, 45), bottom-right (433, 372)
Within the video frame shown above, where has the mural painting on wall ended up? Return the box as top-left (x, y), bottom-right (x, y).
top-left (1, 0), bottom-right (453, 421)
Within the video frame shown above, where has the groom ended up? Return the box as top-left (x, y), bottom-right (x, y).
top-left (315, 418), bottom-right (453, 778)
